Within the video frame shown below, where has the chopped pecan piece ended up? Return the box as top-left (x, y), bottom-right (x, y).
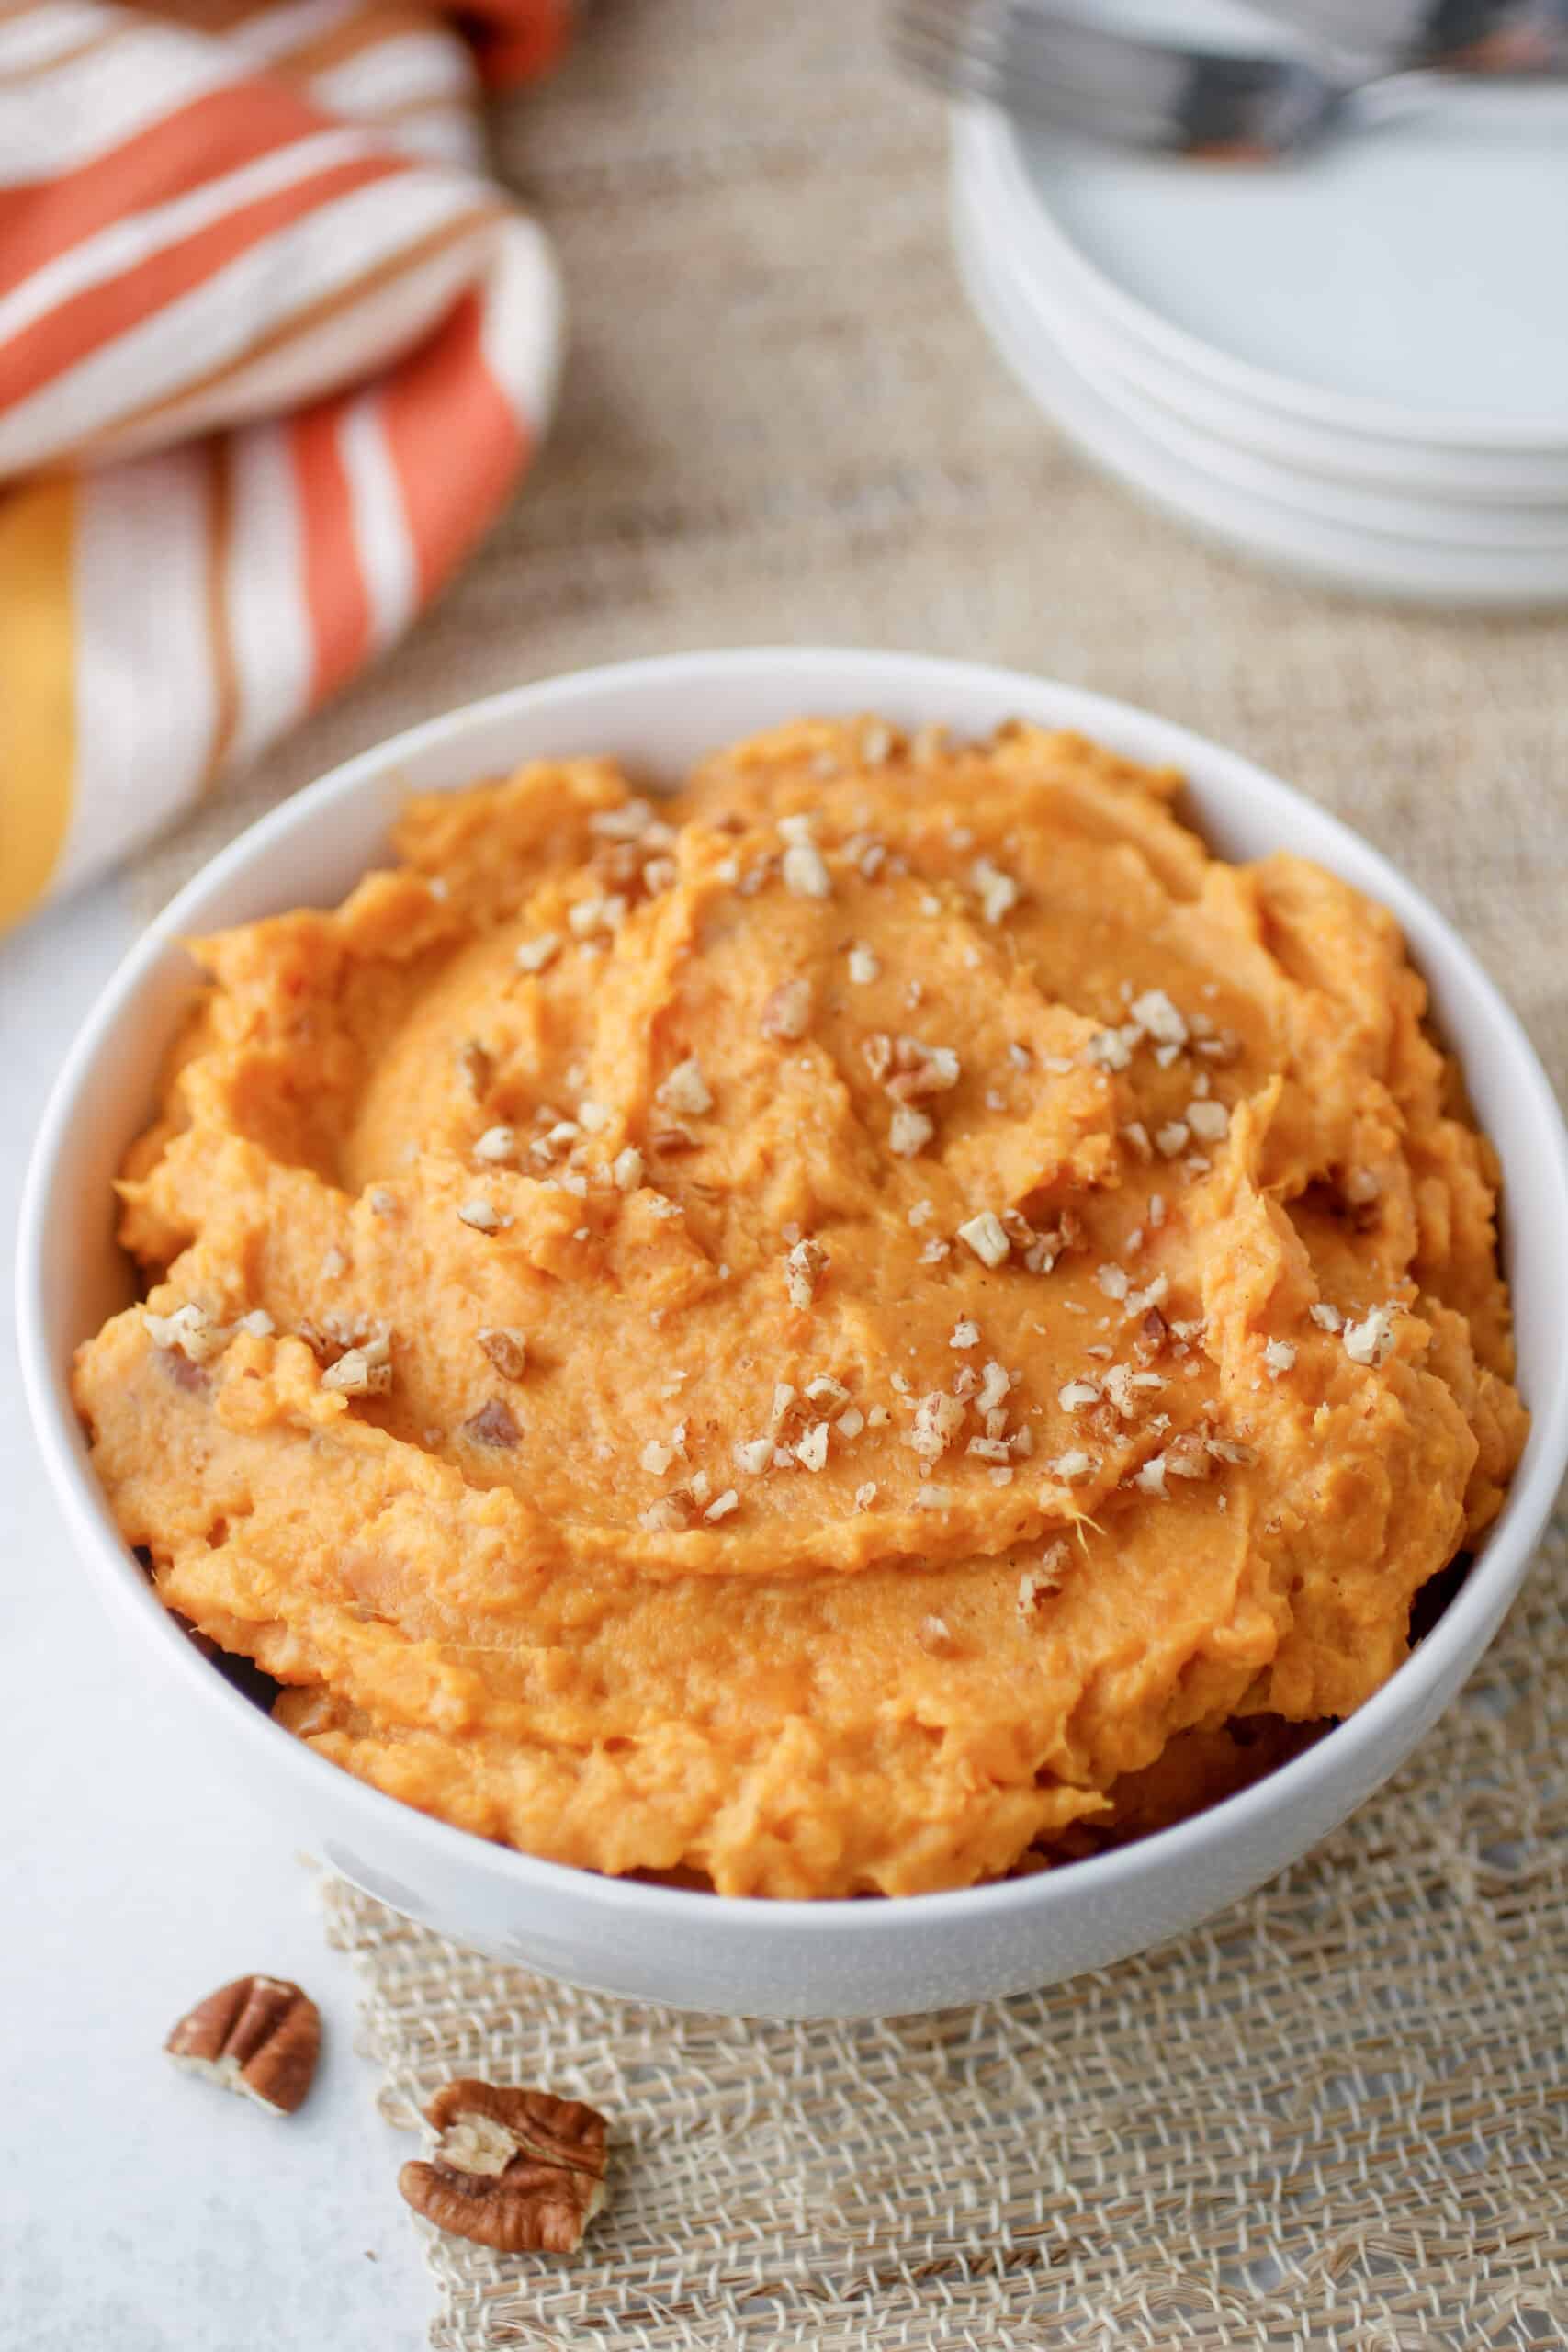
top-left (463, 1398), bottom-right (521, 1449)
top-left (1133, 1307), bottom-right (1169, 1365)
top-left (588, 840), bottom-right (645, 894)
top-left (886, 1038), bottom-right (961, 1102)
top-left (478, 1327), bottom-right (528, 1381)
top-left (760, 978), bottom-right (813, 1042)
top-left (956, 1211), bottom-right (1010, 1269)
top-left (400, 2079), bottom-right (609, 2255)
top-left (1022, 1209), bottom-right (1084, 1275)
top-left (781, 839), bottom-right (832, 899)
top-left (1163, 1432), bottom-right (1214, 1481)
top-left (457, 1040), bottom-right (493, 1099)
top-left (142, 1301), bottom-right (230, 1363)
top-left (784, 1236), bottom-right (827, 1309)
top-left (888, 1105), bottom-right (934, 1159)
top-left (655, 1057), bottom-right (712, 1118)
top-left (638, 1481), bottom-right (709, 1531)
top-left (908, 1390), bottom-right (965, 1463)
top-left (164, 1975), bottom-right (320, 2115)
top-left (321, 1335), bottom-right (392, 1396)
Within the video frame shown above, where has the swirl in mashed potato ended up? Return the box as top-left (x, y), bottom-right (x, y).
top-left (73, 718), bottom-right (1527, 1896)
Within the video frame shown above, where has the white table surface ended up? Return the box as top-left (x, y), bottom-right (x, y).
top-left (0, 882), bottom-right (431, 2350)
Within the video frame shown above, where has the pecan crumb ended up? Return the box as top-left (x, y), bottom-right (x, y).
top-left (321, 1336), bottom-right (392, 1396)
top-left (760, 979), bottom-right (813, 1042)
top-left (457, 1040), bottom-right (493, 1098)
top-left (478, 1327), bottom-right (527, 1381)
top-left (1343, 1305), bottom-right (1399, 1366)
top-left (1133, 1308), bottom-right (1169, 1364)
top-left (889, 1105), bottom-right (934, 1159)
top-left (514, 933), bottom-right (560, 975)
top-left (956, 1212), bottom-right (1010, 1269)
top-left (458, 1197), bottom-right (507, 1233)
top-left (782, 840), bottom-right (832, 899)
top-left (784, 1237), bottom-right (828, 1310)
top-left (142, 1302), bottom-right (228, 1364)
top-left (463, 1398), bottom-right (521, 1449)
top-left (1017, 1542), bottom-right (1071, 1618)
top-left (908, 1390), bottom-right (965, 1463)
top-left (886, 1038), bottom-right (960, 1102)
top-left (589, 797), bottom-right (656, 841)
top-left (655, 1057), bottom-right (712, 1118)
top-left (971, 856), bottom-right (1020, 924)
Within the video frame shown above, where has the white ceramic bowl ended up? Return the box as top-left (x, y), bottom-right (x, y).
top-left (19, 650), bottom-right (1568, 2020)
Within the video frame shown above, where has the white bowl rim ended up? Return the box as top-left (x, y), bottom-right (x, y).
top-left (19, 644), bottom-right (1568, 1937)
top-left (973, 105), bottom-right (1568, 458)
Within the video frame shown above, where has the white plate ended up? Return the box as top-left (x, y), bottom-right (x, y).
top-left (981, 196), bottom-right (1568, 552)
top-left (968, 88), bottom-right (1568, 454)
top-left (960, 109), bottom-right (1568, 506)
top-left (953, 167), bottom-right (1568, 608)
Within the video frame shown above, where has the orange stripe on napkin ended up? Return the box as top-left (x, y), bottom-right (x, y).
top-left (0, 152), bottom-right (411, 411)
top-left (0, 83), bottom-right (333, 294)
top-left (292, 394), bottom-right (373, 705)
top-left (379, 285), bottom-right (525, 599)
top-left (200, 435), bottom-right (241, 788)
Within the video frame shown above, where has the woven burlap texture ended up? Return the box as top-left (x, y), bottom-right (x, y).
top-left (323, 1519), bottom-right (1568, 2352)
top-left (121, 1), bottom-right (1568, 2344)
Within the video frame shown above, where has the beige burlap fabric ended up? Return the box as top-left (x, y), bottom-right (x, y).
top-left (122, 1), bottom-right (1568, 2342)
top-left (321, 1504), bottom-right (1568, 2348)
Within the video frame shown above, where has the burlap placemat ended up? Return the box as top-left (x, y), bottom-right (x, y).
top-left (323, 1510), bottom-right (1568, 2350)
top-left (118, 1), bottom-right (1568, 2341)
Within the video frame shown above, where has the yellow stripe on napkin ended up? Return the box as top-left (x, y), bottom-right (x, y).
top-left (0, 476), bottom-right (76, 931)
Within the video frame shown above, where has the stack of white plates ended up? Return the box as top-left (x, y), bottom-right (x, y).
top-left (953, 83), bottom-right (1568, 606)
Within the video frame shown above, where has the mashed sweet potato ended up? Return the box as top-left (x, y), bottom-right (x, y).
top-left (73, 718), bottom-right (1528, 1896)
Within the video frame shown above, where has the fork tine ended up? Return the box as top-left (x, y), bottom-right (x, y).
top-left (892, 34), bottom-right (1156, 143)
top-left (890, 12), bottom-right (1186, 145)
top-left (889, 0), bottom-right (1333, 153)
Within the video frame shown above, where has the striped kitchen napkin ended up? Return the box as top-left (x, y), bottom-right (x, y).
top-left (0, 0), bottom-right (569, 933)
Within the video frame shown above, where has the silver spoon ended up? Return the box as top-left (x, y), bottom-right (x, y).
top-left (891, 0), bottom-right (1568, 157)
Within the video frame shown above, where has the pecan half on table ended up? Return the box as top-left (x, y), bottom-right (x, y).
top-left (164, 1975), bottom-right (321, 2115)
top-left (400, 2078), bottom-right (610, 2253)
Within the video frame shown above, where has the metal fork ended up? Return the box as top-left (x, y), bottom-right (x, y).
top-left (1254, 0), bottom-right (1568, 71)
top-left (890, 0), bottom-right (1568, 157)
